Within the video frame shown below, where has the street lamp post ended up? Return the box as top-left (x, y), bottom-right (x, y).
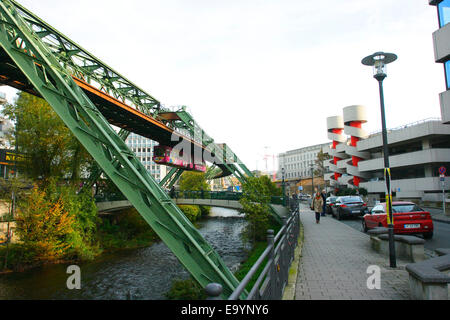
top-left (310, 163), bottom-right (314, 196)
top-left (281, 167), bottom-right (286, 207)
top-left (362, 51), bottom-right (397, 268)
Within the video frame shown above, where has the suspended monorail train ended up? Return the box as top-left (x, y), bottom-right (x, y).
top-left (152, 145), bottom-right (206, 172)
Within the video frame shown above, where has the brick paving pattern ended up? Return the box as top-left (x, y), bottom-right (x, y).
top-left (295, 205), bottom-right (411, 300)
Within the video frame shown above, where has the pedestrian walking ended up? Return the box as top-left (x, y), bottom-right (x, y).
top-left (312, 188), bottom-right (324, 224)
top-left (321, 189), bottom-right (327, 217)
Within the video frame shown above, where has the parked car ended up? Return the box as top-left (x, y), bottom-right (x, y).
top-left (362, 201), bottom-right (434, 239)
top-left (325, 196), bottom-right (338, 214)
top-left (299, 194), bottom-right (311, 202)
top-left (331, 196), bottom-right (368, 220)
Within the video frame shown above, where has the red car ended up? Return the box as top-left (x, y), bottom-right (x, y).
top-left (362, 201), bottom-right (434, 239)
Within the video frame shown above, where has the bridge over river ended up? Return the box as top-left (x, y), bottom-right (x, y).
top-left (96, 191), bottom-right (289, 219)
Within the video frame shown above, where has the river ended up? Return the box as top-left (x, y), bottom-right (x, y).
top-left (0, 207), bottom-right (248, 300)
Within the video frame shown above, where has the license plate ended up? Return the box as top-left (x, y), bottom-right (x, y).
top-left (352, 210), bottom-right (360, 213)
top-left (404, 224), bottom-right (420, 229)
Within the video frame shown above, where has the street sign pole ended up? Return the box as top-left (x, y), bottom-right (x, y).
top-left (439, 167), bottom-right (446, 216)
top-left (441, 174), bottom-right (446, 216)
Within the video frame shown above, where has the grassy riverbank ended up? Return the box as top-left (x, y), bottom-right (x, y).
top-left (234, 217), bottom-right (281, 291)
top-left (0, 203), bottom-right (210, 273)
top-left (165, 216), bottom-right (282, 299)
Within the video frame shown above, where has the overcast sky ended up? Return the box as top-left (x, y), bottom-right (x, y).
top-left (1, 0), bottom-right (444, 173)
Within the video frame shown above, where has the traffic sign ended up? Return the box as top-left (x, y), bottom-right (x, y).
top-left (439, 166), bottom-right (446, 175)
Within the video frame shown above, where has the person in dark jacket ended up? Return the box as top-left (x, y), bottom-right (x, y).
top-left (321, 189), bottom-right (327, 217)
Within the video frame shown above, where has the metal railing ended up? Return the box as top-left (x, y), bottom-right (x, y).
top-left (173, 190), bottom-right (285, 206)
top-left (94, 193), bottom-right (127, 202)
top-left (205, 206), bottom-right (300, 300)
top-left (94, 190), bottom-right (286, 206)
top-left (368, 117), bottom-right (442, 137)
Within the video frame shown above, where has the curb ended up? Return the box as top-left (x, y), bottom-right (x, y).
top-left (282, 221), bottom-right (304, 300)
top-left (432, 217), bottom-right (450, 225)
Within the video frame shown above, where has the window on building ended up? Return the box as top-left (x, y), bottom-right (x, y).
top-left (438, 0), bottom-right (450, 27)
top-left (445, 60), bottom-right (450, 90)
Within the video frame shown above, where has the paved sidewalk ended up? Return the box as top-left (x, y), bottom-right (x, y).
top-left (424, 207), bottom-right (450, 224)
top-left (295, 205), bottom-right (411, 300)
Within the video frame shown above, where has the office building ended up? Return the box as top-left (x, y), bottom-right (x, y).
top-left (277, 143), bottom-right (330, 181)
top-left (324, 105), bottom-right (450, 203)
top-left (125, 132), bottom-right (168, 183)
top-left (429, 0), bottom-right (450, 123)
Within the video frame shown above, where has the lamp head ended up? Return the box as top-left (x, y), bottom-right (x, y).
top-left (361, 51), bottom-right (397, 81)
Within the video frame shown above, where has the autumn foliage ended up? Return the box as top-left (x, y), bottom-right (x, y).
top-left (14, 187), bottom-right (75, 262)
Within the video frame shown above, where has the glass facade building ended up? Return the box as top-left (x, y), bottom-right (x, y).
top-left (430, 0), bottom-right (450, 123)
top-left (435, 0), bottom-right (450, 89)
top-left (125, 132), bottom-right (167, 183)
top-left (438, 0), bottom-right (450, 27)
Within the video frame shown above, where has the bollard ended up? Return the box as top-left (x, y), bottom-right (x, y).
top-left (205, 283), bottom-right (223, 300)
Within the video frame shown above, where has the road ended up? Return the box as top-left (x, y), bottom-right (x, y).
top-left (323, 213), bottom-right (450, 253)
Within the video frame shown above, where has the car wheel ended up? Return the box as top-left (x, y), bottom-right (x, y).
top-left (423, 232), bottom-right (433, 240)
top-left (337, 210), bottom-right (342, 221)
top-left (362, 220), bottom-right (368, 232)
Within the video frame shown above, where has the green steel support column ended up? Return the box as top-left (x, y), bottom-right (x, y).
top-left (0, 0), bottom-right (243, 299)
top-left (159, 167), bottom-right (178, 187)
top-left (167, 169), bottom-right (183, 190)
top-left (205, 164), bottom-right (218, 180)
top-left (84, 128), bottom-right (130, 190)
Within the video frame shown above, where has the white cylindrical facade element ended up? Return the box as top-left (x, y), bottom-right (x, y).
top-left (343, 105), bottom-right (370, 187)
top-left (325, 115), bottom-right (348, 187)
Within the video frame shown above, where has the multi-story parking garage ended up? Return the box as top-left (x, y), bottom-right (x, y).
top-left (324, 112), bottom-right (450, 203)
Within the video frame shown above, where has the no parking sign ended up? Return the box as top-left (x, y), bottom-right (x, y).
top-left (439, 166), bottom-right (446, 182)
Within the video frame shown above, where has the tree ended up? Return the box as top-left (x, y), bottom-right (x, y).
top-left (11, 181), bottom-right (100, 265)
top-left (239, 176), bottom-right (272, 244)
top-left (314, 149), bottom-right (332, 177)
top-left (179, 171), bottom-right (210, 194)
top-left (259, 175), bottom-right (282, 196)
top-left (14, 187), bottom-right (76, 262)
top-left (1, 92), bottom-right (92, 184)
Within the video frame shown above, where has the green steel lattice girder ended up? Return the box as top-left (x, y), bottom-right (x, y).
top-left (8, 0), bottom-right (162, 117)
top-left (167, 169), bottom-right (184, 189)
top-left (0, 0), bottom-right (244, 299)
top-left (85, 128), bottom-right (130, 189)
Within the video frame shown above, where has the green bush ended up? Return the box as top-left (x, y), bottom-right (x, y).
top-left (239, 176), bottom-right (273, 244)
top-left (165, 279), bottom-right (206, 300)
top-left (44, 180), bottom-right (101, 261)
top-left (199, 205), bottom-right (211, 217)
top-left (10, 183), bottom-right (101, 265)
top-left (178, 205), bottom-right (201, 222)
top-left (97, 208), bottom-right (158, 250)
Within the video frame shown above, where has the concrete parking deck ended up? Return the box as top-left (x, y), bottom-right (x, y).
top-left (294, 204), bottom-right (411, 300)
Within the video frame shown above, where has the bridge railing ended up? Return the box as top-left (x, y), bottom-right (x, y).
top-left (94, 193), bottom-right (127, 202)
top-left (205, 207), bottom-right (300, 300)
top-left (173, 190), bottom-right (285, 206)
top-left (94, 189), bottom-right (287, 207)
